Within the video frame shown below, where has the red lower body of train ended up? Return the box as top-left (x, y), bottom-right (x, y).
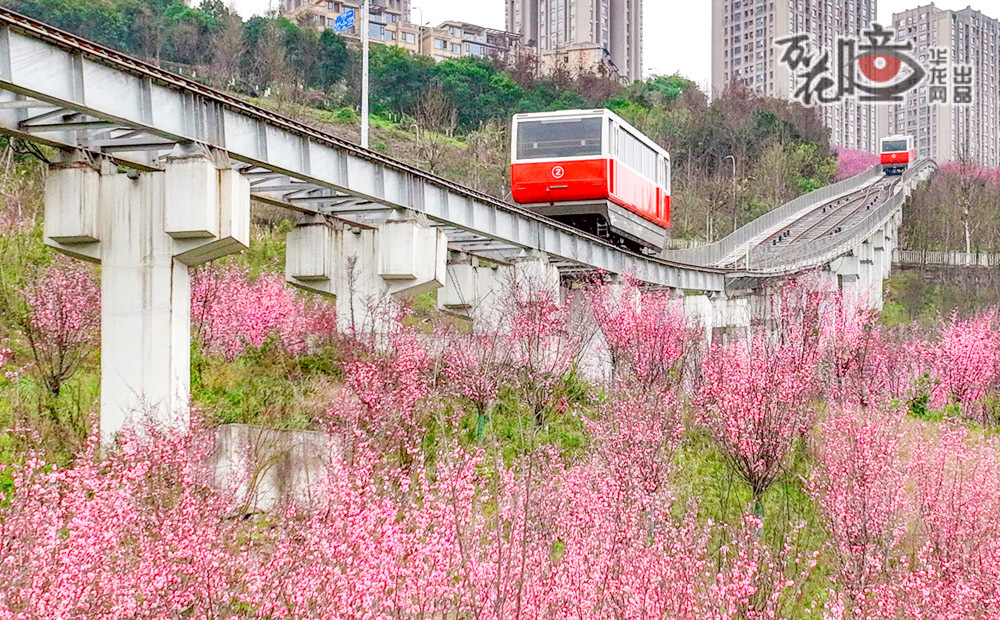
top-left (880, 150), bottom-right (915, 175)
top-left (510, 158), bottom-right (670, 249)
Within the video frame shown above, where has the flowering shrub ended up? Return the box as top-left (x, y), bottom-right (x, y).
top-left (10, 276), bottom-right (1000, 618)
top-left (441, 328), bottom-right (511, 426)
top-left (338, 325), bottom-right (433, 451)
top-left (191, 263), bottom-right (335, 360)
top-left (697, 333), bottom-right (815, 501)
top-left (809, 404), bottom-right (909, 614)
top-left (836, 147), bottom-right (879, 180)
top-left (940, 162), bottom-right (1000, 186)
top-left (504, 285), bottom-right (583, 425)
top-left (901, 425), bottom-right (1000, 617)
top-left (21, 264), bottom-right (100, 394)
top-left (590, 278), bottom-right (697, 391)
top-left (931, 311), bottom-right (1000, 421)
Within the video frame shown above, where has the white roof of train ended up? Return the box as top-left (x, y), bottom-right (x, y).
top-left (512, 108), bottom-right (669, 160)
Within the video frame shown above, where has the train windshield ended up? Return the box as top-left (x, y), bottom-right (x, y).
top-left (882, 139), bottom-right (908, 152)
top-left (516, 117), bottom-right (603, 160)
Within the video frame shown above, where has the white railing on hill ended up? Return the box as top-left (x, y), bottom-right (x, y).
top-left (894, 249), bottom-right (1000, 268)
top-left (660, 165), bottom-right (885, 266)
top-left (743, 159), bottom-right (938, 274)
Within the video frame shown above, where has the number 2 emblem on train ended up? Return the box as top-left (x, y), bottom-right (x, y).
top-left (510, 109), bottom-right (671, 252)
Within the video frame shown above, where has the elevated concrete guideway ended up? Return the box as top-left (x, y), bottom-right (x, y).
top-left (0, 7), bottom-right (936, 437)
top-left (0, 9), bottom-right (726, 294)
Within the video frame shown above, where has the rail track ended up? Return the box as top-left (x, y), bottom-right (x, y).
top-left (727, 176), bottom-right (901, 269)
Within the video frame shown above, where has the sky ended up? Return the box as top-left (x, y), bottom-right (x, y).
top-left (229, 0), bottom-right (1000, 91)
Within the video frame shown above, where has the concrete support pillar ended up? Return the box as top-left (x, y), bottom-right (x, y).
top-left (683, 295), bottom-right (715, 345)
top-left (831, 251), bottom-right (862, 302)
top-left (44, 147), bottom-right (250, 438)
top-left (510, 250), bottom-right (562, 301)
top-left (438, 252), bottom-right (511, 325)
top-left (710, 293), bottom-right (751, 342)
top-left (286, 210), bottom-right (447, 337)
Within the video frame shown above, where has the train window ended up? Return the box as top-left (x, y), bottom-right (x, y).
top-left (516, 117), bottom-right (603, 160)
top-left (882, 139), bottom-right (908, 151)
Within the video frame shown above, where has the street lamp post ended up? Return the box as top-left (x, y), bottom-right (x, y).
top-left (412, 6), bottom-right (423, 53)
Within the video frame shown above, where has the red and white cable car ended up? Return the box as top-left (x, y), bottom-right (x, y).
top-left (510, 109), bottom-right (671, 251)
top-left (880, 134), bottom-right (916, 175)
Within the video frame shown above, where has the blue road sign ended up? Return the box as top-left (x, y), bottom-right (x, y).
top-left (334, 9), bottom-right (355, 33)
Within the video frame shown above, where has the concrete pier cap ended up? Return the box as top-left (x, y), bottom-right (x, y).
top-left (43, 144), bottom-right (251, 439)
top-left (285, 208), bottom-right (447, 337)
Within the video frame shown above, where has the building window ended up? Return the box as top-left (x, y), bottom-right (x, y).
top-left (451, 43), bottom-right (461, 54)
top-left (434, 38), bottom-right (447, 49)
top-left (402, 32), bottom-right (416, 44)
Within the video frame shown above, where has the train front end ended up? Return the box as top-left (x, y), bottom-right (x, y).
top-left (880, 135), bottom-right (915, 175)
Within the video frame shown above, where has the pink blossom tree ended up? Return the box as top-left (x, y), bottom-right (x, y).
top-left (504, 285), bottom-right (583, 426)
top-left (590, 278), bottom-right (698, 392)
top-left (900, 425), bottom-right (1000, 617)
top-left (335, 320), bottom-right (435, 455)
top-left (809, 404), bottom-right (909, 616)
top-left (0, 425), bottom-right (245, 617)
top-left (441, 326), bottom-right (512, 436)
top-left (931, 311), bottom-right (1000, 422)
top-left (697, 333), bottom-right (815, 504)
top-left (191, 263), bottom-right (334, 360)
top-left (836, 147), bottom-right (879, 180)
top-left (21, 263), bottom-right (100, 395)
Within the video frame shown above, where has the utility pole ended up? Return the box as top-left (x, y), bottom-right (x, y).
top-left (361, 0), bottom-right (370, 149)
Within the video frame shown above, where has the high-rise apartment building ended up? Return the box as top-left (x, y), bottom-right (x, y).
top-left (506, 0), bottom-right (642, 82)
top-left (881, 5), bottom-right (1000, 168)
top-left (711, 0), bottom-right (880, 153)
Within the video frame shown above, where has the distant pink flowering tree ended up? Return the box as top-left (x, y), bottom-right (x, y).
top-left (591, 279), bottom-right (698, 391)
top-left (505, 286), bottom-right (583, 426)
top-left (940, 162), bottom-right (1000, 186)
top-left (441, 327), bottom-right (512, 434)
top-left (21, 263), bottom-right (100, 395)
top-left (191, 263), bottom-right (334, 360)
top-left (931, 311), bottom-right (1000, 422)
top-left (336, 322), bottom-right (434, 453)
top-left (809, 404), bottom-right (909, 615)
top-left (836, 147), bottom-right (879, 180)
top-left (697, 333), bottom-right (815, 503)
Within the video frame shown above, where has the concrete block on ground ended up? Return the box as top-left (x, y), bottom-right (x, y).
top-left (213, 423), bottom-right (333, 511)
